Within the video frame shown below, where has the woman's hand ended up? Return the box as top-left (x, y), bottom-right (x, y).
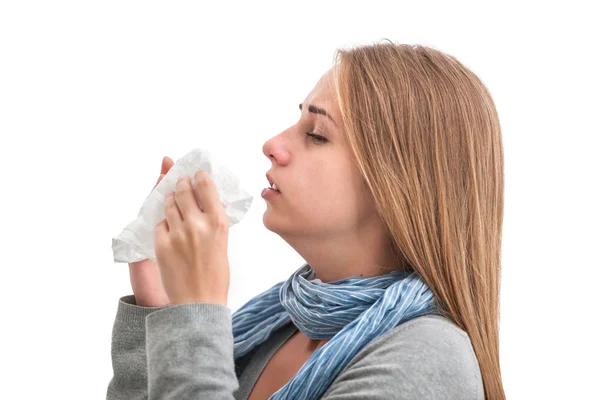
top-left (154, 171), bottom-right (230, 306)
top-left (128, 156), bottom-right (174, 307)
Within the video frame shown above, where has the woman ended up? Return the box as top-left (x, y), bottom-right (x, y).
top-left (107, 42), bottom-right (505, 399)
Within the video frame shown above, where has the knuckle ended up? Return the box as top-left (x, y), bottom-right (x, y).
top-left (176, 180), bottom-right (188, 190)
top-left (172, 230), bottom-right (187, 244)
top-left (211, 214), bottom-right (229, 230)
top-left (196, 171), bottom-right (210, 184)
top-left (155, 230), bottom-right (168, 247)
top-left (156, 237), bottom-right (167, 250)
top-left (164, 196), bottom-right (175, 208)
top-left (184, 222), bottom-right (201, 237)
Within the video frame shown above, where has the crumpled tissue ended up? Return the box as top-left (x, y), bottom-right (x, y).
top-left (112, 148), bottom-right (253, 263)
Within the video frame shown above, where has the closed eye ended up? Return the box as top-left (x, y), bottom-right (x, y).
top-left (306, 132), bottom-right (328, 145)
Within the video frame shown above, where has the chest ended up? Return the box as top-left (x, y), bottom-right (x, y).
top-left (247, 331), bottom-right (329, 400)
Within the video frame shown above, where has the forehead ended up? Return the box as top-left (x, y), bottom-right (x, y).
top-left (303, 69), bottom-right (341, 122)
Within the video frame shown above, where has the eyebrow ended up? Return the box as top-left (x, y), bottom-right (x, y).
top-left (299, 103), bottom-right (338, 128)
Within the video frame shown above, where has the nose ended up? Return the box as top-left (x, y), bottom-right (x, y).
top-left (261, 136), bottom-right (272, 159)
top-left (262, 130), bottom-right (291, 166)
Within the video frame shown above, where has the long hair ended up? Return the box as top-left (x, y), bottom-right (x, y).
top-left (331, 41), bottom-right (505, 400)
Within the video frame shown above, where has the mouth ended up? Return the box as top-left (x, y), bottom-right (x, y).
top-left (266, 173), bottom-right (281, 193)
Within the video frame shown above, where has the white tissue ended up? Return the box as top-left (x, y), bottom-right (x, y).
top-left (112, 148), bottom-right (253, 263)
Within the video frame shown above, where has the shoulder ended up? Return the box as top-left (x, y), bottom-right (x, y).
top-left (321, 315), bottom-right (485, 400)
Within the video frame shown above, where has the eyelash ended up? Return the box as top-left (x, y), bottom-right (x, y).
top-left (306, 132), bottom-right (328, 145)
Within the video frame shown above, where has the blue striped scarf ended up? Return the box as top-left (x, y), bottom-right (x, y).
top-left (231, 263), bottom-right (438, 399)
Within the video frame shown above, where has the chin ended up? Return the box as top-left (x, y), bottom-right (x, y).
top-left (262, 209), bottom-right (278, 232)
top-left (263, 209), bottom-right (297, 236)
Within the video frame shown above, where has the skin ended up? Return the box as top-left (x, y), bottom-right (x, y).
top-left (135, 68), bottom-right (401, 351)
top-left (261, 67), bottom-right (401, 287)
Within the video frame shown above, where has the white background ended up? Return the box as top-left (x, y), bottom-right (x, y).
top-left (1, 1), bottom-right (598, 399)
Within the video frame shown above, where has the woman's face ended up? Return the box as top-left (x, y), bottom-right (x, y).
top-left (262, 68), bottom-right (378, 240)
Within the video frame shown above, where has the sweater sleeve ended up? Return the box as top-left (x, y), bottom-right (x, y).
top-left (319, 316), bottom-right (485, 400)
top-left (145, 302), bottom-right (239, 400)
top-left (106, 295), bottom-right (171, 400)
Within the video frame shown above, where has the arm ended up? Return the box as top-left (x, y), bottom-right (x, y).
top-left (320, 316), bottom-right (485, 400)
top-left (145, 302), bottom-right (239, 400)
top-left (106, 295), bottom-right (171, 400)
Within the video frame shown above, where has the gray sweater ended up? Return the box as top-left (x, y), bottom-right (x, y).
top-left (106, 294), bottom-right (484, 399)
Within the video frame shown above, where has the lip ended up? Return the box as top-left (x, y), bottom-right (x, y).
top-left (266, 172), bottom-right (281, 192)
top-left (261, 187), bottom-right (281, 200)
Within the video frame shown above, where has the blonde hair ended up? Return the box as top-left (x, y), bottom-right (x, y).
top-left (331, 41), bottom-right (505, 399)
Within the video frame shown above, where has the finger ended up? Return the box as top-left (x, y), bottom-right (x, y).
top-left (175, 176), bottom-right (203, 219)
top-left (164, 192), bottom-right (182, 229)
top-left (153, 173), bottom-right (165, 189)
top-left (194, 170), bottom-right (221, 216)
top-left (161, 156), bottom-right (174, 176)
top-left (155, 218), bottom-right (169, 235)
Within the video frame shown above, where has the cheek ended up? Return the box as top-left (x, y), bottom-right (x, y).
top-left (299, 173), bottom-right (362, 220)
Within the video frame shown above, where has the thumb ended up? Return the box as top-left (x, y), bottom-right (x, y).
top-left (153, 174), bottom-right (165, 189)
